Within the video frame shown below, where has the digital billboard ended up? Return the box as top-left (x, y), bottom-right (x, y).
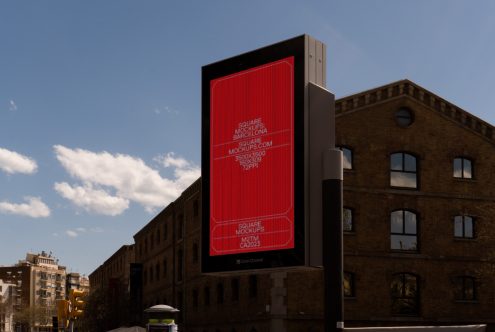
top-left (210, 56), bottom-right (294, 256)
top-left (202, 35), bottom-right (327, 273)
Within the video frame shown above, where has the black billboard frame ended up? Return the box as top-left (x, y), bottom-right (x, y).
top-left (201, 34), bottom-right (325, 273)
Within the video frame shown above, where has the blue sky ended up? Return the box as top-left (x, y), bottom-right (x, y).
top-left (1, 1), bottom-right (495, 275)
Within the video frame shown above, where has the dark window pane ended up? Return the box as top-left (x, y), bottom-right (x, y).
top-left (391, 274), bottom-right (419, 316)
top-left (463, 159), bottom-right (472, 178)
top-left (343, 208), bottom-right (353, 231)
top-left (454, 216), bottom-right (463, 237)
top-left (464, 217), bottom-right (473, 238)
top-left (343, 148), bottom-right (353, 170)
top-left (453, 158), bottom-right (463, 178)
top-left (390, 211), bottom-right (403, 233)
top-left (344, 272), bottom-right (354, 297)
top-left (395, 108), bottom-right (413, 127)
top-left (455, 276), bottom-right (476, 301)
top-left (391, 154), bottom-right (403, 170)
top-left (404, 154), bottom-right (416, 172)
top-left (404, 211), bottom-right (417, 234)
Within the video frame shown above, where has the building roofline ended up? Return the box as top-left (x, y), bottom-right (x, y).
top-left (335, 79), bottom-right (495, 144)
top-left (133, 177), bottom-right (201, 239)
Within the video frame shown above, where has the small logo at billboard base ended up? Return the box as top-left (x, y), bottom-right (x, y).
top-left (228, 118), bottom-right (273, 171)
top-left (236, 258), bottom-right (264, 265)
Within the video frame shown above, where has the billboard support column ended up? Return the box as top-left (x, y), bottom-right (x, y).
top-left (323, 148), bottom-right (343, 332)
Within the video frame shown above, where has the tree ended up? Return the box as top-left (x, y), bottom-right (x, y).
top-left (79, 283), bottom-right (132, 332)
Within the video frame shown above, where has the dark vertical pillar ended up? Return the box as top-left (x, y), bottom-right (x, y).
top-left (323, 149), bottom-right (343, 332)
top-left (52, 316), bottom-right (58, 332)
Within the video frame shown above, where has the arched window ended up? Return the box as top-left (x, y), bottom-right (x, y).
top-left (390, 152), bottom-right (417, 188)
top-left (391, 210), bottom-right (418, 251)
top-left (391, 273), bottom-right (419, 315)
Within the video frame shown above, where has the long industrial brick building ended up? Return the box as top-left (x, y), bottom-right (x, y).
top-left (90, 79), bottom-right (495, 332)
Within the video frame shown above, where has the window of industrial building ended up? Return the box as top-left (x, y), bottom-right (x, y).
top-left (164, 223), bottom-right (168, 240)
top-left (454, 276), bottom-right (476, 301)
top-left (249, 275), bottom-right (258, 298)
top-left (155, 263), bottom-right (160, 280)
top-left (391, 210), bottom-right (418, 251)
top-left (143, 270), bottom-right (147, 285)
top-left (390, 152), bottom-right (417, 188)
top-left (149, 266), bottom-right (153, 283)
top-left (156, 229), bottom-right (160, 244)
top-left (453, 157), bottom-right (473, 179)
top-left (343, 207), bottom-right (353, 232)
top-left (344, 272), bottom-right (355, 298)
top-left (395, 107), bottom-right (414, 127)
top-left (454, 215), bottom-right (474, 239)
top-left (337, 146), bottom-right (353, 170)
top-left (391, 273), bottom-right (419, 316)
top-left (217, 282), bottom-right (224, 304)
top-left (231, 278), bottom-right (240, 302)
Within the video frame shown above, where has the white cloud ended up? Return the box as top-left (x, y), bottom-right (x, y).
top-left (54, 182), bottom-right (129, 216)
top-left (156, 152), bottom-right (189, 169)
top-left (9, 100), bottom-right (17, 111)
top-left (0, 196), bottom-right (51, 218)
top-left (64, 227), bottom-right (101, 238)
top-left (90, 227), bottom-right (104, 233)
top-left (0, 147), bottom-right (38, 175)
top-left (53, 145), bottom-right (200, 216)
top-left (66, 230), bottom-right (78, 238)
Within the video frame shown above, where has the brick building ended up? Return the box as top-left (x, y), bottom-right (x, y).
top-left (89, 245), bottom-right (135, 293)
top-left (92, 79), bottom-right (495, 331)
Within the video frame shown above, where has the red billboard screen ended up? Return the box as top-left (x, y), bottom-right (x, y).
top-left (209, 57), bottom-right (295, 256)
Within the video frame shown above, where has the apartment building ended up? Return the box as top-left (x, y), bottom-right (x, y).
top-left (0, 252), bottom-right (66, 331)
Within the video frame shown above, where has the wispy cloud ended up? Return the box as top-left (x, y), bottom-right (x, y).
top-left (66, 230), bottom-right (78, 237)
top-left (0, 196), bottom-right (51, 218)
top-left (9, 100), bottom-right (17, 111)
top-left (53, 145), bottom-right (200, 216)
top-left (153, 106), bottom-right (179, 116)
top-left (0, 147), bottom-right (38, 175)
